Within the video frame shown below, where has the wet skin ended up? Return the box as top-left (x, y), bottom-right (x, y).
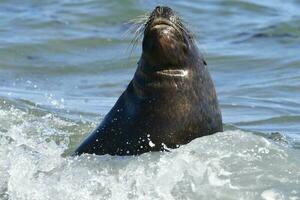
top-left (74, 6), bottom-right (223, 156)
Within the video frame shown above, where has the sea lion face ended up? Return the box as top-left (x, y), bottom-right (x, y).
top-left (142, 6), bottom-right (195, 69)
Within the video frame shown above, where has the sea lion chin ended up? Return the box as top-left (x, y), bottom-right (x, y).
top-left (74, 6), bottom-right (223, 156)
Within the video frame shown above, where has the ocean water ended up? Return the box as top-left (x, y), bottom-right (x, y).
top-left (0, 0), bottom-right (300, 199)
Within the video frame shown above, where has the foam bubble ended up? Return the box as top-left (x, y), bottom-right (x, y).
top-left (0, 107), bottom-right (300, 199)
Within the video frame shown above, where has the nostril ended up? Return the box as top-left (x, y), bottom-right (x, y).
top-left (154, 6), bottom-right (173, 16)
top-left (162, 6), bottom-right (172, 12)
top-left (155, 6), bottom-right (162, 15)
top-left (152, 6), bottom-right (174, 19)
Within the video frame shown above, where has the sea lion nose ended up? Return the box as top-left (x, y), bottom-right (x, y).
top-left (154, 6), bottom-right (173, 18)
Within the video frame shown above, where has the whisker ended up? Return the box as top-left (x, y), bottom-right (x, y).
top-left (123, 15), bottom-right (149, 58)
top-left (124, 8), bottom-right (196, 59)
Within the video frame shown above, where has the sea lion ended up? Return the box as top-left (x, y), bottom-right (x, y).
top-left (74, 6), bottom-right (223, 156)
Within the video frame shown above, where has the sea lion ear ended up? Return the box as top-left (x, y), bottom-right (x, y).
top-left (203, 59), bottom-right (207, 66)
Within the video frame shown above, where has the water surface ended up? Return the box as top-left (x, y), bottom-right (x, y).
top-left (0, 0), bottom-right (300, 199)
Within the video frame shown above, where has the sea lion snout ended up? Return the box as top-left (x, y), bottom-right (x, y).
top-left (142, 6), bottom-right (189, 67)
top-left (153, 6), bottom-right (174, 19)
top-left (147, 6), bottom-right (179, 32)
top-left (144, 25), bottom-right (177, 50)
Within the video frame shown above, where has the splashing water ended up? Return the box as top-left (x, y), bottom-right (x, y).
top-left (0, 105), bottom-right (299, 200)
top-left (1, 0), bottom-right (300, 199)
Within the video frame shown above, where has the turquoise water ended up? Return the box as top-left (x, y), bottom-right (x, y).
top-left (0, 0), bottom-right (300, 199)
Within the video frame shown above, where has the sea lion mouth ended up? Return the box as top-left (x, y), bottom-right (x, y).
top-left (148, 18), bottom-right (182, 35)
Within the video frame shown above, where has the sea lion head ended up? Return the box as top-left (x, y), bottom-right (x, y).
top-left (141, 6), bottom-right (197, 70)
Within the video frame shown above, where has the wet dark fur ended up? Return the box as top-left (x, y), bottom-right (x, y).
top-left (74, 6), bottom-right (223, 156)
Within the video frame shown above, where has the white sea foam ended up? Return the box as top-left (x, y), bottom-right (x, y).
top-left (0, 107), bottom-right (300, 200)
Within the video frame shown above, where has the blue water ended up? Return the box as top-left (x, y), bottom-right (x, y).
top-left (0, 1), bottom-right (300, 199)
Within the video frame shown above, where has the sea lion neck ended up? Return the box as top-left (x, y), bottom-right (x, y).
top-left (138, 43), bottom-right (201, 74)
top-left (137, 56), bottom-right (192, 78)
top-left (138, 53), bottom-right (186, 72)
